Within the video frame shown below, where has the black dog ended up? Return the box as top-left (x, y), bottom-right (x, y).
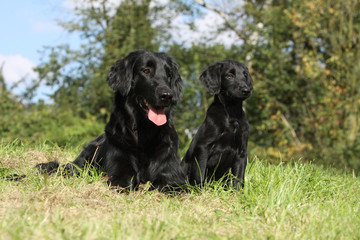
top-left (37, 50), bottom-right (185, 191)
top-left (181, 60), bottom-right (253, 189)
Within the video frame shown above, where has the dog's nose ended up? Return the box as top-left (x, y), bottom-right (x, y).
top-left (160, 91), bottom-right (173, 102)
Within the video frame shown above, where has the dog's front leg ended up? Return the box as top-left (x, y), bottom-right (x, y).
top-left (148, 146), bottom-right (186, 192)
top-left (104, 148), bottom-right (140, 190)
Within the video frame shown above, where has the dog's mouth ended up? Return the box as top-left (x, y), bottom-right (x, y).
top-left (140, 99), bottom-right (167, 126)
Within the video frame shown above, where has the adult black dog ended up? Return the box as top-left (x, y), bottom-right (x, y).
top-left (37, 50), bottom-right (185, 191)
top-left (181, 60), bottom-right (253, 189)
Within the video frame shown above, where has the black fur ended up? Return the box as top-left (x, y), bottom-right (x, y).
top-left (36, 50), bottom-right (185, 191)
top-left (181, 60), bottom-right (253, 189)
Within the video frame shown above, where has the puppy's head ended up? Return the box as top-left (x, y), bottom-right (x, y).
top-left (200, 60), bottom-right (253, 100)
top-left (106, 50), bottom-right (182, 126)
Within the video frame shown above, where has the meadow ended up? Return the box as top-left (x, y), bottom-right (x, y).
top-left (1, 141), bottom-right (359, 240)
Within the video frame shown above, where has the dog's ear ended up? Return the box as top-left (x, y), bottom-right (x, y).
top-left (199, 62), bottom-right (223, 94)
top-left (168, 57), bottom-right (182, 103)
top-left (106, 54), bottom-right (135, 96)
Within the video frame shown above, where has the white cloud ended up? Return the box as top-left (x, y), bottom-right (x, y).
top-left (32, 21), bottom-right (63, 33)
top-left (168, 10), bottom-right (239, 47)
top-left (62, 0), bottom-right (121, 14)
top-left (0, 55), bottom-right (37, 86)
top-left (150, 0), bottom-right (169, 8)
top-left (0, 55), bottom-right (53, 101)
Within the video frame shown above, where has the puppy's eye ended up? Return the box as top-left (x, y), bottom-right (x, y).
top-left (142, 68), bottom-right (151, 75)
top-left (226, 73), bottom-right (235, 79)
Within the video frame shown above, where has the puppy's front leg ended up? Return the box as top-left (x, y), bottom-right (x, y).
top-left (233, 151), bottom-right (247, 189)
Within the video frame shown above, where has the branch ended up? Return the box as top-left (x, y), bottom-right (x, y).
top-left (0, 62), bottom-right (6, 91)
top-left (101, 0), bottom-right (111, 30)
top-left (280, 113), bottom-right (302, 147)
top-left (193, 0), bottom-right (246, 40)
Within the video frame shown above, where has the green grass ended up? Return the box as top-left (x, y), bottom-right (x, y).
top-left (1, 141), bottom-right (360, 240)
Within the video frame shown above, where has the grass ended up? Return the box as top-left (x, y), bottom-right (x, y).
top-left (1, 141), bottom-right (360, 240)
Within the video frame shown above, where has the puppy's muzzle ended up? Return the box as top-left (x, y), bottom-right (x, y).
top-left (241, 88), bottom-right (252, 97)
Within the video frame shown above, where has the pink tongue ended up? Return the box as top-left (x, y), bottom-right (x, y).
top-left (147, 107), bottom-right (167, 126)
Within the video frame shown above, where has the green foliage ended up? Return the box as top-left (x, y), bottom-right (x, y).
top-left (0, 100), bottom-right (103, 147)
top-left (241, 0), bottom-right (360, 170)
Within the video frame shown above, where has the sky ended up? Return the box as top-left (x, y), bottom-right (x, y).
top-left (0, 0), bottom-right (238, 102)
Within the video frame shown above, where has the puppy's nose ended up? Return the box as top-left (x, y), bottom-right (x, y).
top-left (242, 88), bottom-right (251, 95)
top-left (160, 91), bottom-right (173, 102)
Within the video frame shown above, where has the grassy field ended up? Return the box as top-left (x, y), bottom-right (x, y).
top-left (1, 141), bottom-right (360, 240)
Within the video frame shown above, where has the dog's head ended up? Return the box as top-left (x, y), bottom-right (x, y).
top-left (200, 60), bottom-right (253, 100)
top-left (106, 50), bottom-right (182, 126)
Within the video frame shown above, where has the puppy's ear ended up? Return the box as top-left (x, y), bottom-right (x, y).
top-left (199, 62), bottom-right (223, 94)
top-left (106, 55), bottom-right (134, 96)
top-left (243, 64), bottom-right (253, 84)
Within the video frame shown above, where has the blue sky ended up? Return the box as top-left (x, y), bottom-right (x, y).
top-left (1, 0), bottom-right (62, 61)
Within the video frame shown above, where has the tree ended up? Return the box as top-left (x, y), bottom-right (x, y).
top-left (283, 0), bottom-right (360, 169)
top-left (0, 63), bottom-right (6, 92)
top-left (0, 63), bottom-right (23, 140)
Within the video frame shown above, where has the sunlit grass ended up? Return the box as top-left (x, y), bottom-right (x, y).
top-left (1, 141), bottom-right (359, 239)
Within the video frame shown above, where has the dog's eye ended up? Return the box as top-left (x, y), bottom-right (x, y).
top-left (142, 68), bottom-right (151, 75)
top-left (226, 73), bottom-right (235, 79)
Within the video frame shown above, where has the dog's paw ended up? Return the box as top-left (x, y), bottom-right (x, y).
top-left (35, 160), bottom-right (60, 174)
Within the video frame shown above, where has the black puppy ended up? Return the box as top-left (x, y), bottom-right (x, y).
top-left (37, 50), bottom-right (185, 191)
top-left (181, 60), bottom-right (253, 189)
